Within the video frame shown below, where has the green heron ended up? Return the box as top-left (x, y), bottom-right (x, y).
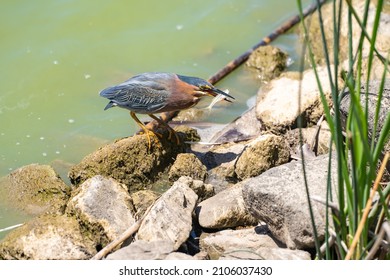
top-left (100, 72), bottom-right (234, 148)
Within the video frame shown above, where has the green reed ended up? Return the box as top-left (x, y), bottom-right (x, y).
top-left (297, 0), bottom-right (389, 259)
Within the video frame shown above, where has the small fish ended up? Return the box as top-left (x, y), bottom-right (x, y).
top-left (205, 89), bottom-right (231, 111)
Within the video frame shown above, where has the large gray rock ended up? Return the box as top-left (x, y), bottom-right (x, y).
top-left (66, 175), bottom-right (135, 247)
top-left (242, 154), bottom-right (337, 249)
top-left (105, 240), bottom-right (174, 260)
top-left (0, 164), bottom-right (71, 216)
top-left (220, 247), bottom-right (311, 260)
top-left (340, 80), bottom-right (389, 150)
top-left (136, 179), bottom-right (198, 250)
top-left (0, 215), bottom-right (95, 260)
top-left (196, 185), bottom-right (257, 229)
top-left (165, 252), bottom-right (197, 260)
top-left (256, 67), bottom-right (335, 133)
top-left (200, 227), bottom-right (279, 260)
top-left (340, 79), bottom-right (390, 177)
top-left (340, 80), bottom-right (390, 181)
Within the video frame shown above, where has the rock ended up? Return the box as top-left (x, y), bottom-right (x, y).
top-left (201, 133), bottom-right (289, 184)
top-left (0, 164), bottom-right (71, 215)
top-left (246, 45), bottom-right (288, 81)
top-left (130, 190), bottom-right (160, 217)
top-left (220, 247), bottom-right (311, 260)
top-left (105, 240), bottom-right (174, 260)
top-left (198, 141), bottom-right (248, 193)
top-left (235, 134), bottom-right (290, 180)
top-left (168, 153), bottom-right (207, 182)
top-left (189, 123), bottom-right (228, 145)
top-left (174, 108), bottom-right (207, 122)
top-left (136, 179), bottom-right (198, 251)
top-left (359, 55), bottom-right (390, 81)
top-left (193, 108), bottom-right (263, 187)
top-left (257, 247), bottom-right (311, 260)
top-left (340, 79), bottom-right (390, 178)
top-left (165, 252), bottom-right (196, 260)
top-left (50, 159), bottom-right (74, 185)
top-left (340, 80), bottom-right (390, 148)
top-left (196, 185), bottom-right (258, 229)
top-left (302, 0), bottom-right (390, 69)
top-left (256, 67), bottom-right (336, 133)
top-left (242, 153), bottom-right (337, 249)
top-left (0, 215), bottom-right (95, 260)
top-left (68, 127), bottom-right (198, 192)
top-left (193, 251), bottom-right (209, 260)
top-left (285, 120), bottom-right (332, 157)
top-left (173, 176), bottom-right (214, 202)
top-left (208, 107), bottom-right (262, 144)
top-left (66, 175), bottom-right (135, 247)
top-left (200, 227), bottom-right (279, 260)
top-left (175, 125), bottom-right (203, 144)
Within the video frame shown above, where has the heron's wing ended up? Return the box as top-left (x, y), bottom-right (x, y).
top-left (100, 85), bottom-right (128, 99)
top-left (100, 84), bottom-right (169, 113)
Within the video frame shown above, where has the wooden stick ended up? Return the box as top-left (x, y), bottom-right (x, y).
top-left (207, 0), bottom-right (327, 84)
top-left (144, 0), bottom-right (327, 131)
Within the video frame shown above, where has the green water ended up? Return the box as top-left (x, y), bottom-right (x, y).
top-left (0, 0), bottom-right (308, 238)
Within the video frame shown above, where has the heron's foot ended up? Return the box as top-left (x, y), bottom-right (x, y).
top-left (138, 129), bottom-right (162, 138)
top-left (146, 114), bottom-right (180, 145)
top-left (166, 127), bottom-right (181, 145)
top-left (138, 129), bottom-right (162, 149)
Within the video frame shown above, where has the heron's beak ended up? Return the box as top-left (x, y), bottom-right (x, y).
top-left (207, 87), bottom-right (235, 101)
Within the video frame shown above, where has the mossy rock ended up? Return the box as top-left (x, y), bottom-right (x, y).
top-left (68, 126), bottom-right (198, 193)
top-left (0, 214), bottom-right (95, 260)
top-left (0, 164), bottom-right (71, 216)
top-left (168, 153), bottom-right (208, 182)
top-left (235, 134), bottom-right (290, 180)
top-left (246, 45), bottom-right (288, 81)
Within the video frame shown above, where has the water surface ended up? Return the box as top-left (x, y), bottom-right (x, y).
top-left (0, 0), bottom-right (309, 238)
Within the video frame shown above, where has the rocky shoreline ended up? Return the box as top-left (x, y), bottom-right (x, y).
top-left (0, 1), bottom-right (389, 260)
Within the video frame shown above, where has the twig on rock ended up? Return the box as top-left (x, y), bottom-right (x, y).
top-left (365, 224), bottom-right (386, 260)
top-left (320, 233), bottom-right (336, 255)
top-left (310, 195), bottom-right (340, 215)
top-left (0, 223), bottom-right (23, 233)
top-left (329, 228), bottom-right (349, 255)
top-left (309, 114), bottom-right (325, 154)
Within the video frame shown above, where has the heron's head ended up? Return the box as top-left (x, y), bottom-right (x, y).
top-left (176, 75), bottom-right (234, 101)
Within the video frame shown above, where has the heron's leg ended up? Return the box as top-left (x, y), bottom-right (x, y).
top-left (130, 112), bottom-right (161, 149)
top-left (148, 114), bottom-right (180, 144)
